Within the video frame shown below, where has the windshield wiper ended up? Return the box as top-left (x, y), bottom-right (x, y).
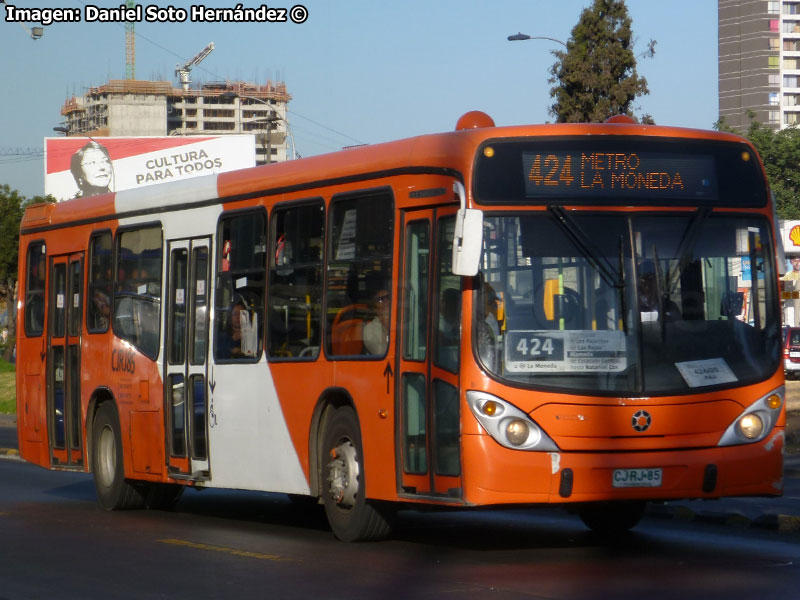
top-left (618, 234), bottom-right (628, 334)
top-left (548, 206), bottom-right (623, 290)
top-left (664, 207), bottom-right (711, 296)
top-left (652, 245), bottom-right (668, 341)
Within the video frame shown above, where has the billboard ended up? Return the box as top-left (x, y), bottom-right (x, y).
top-left (45, 135), bottom-right (256, 201)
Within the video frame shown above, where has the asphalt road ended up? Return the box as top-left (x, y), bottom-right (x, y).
top-left (0, 420), bottom-right (17, 451)
top-left (1, 457), bottom-right (800, 600)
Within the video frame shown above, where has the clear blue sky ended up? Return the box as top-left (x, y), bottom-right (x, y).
top-left (0, 0), bottom-right (718, 199)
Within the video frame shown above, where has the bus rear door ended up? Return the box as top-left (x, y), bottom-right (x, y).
top-left (164, 238), bottom-right (211, 479)
top-left (47, 253), bottom-right (84, 468)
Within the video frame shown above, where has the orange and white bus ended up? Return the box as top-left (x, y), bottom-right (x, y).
top-left (16, 112), bottom-right (787, 541)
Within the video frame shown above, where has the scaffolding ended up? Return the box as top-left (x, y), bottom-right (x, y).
top-left (56, 78), bottom-right (292, 163)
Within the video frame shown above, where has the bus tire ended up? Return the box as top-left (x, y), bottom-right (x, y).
top-left (91, 402), bottom-right (144, 510)
top-left (577, 500), bottom-right (646, 534)
top-left (321, 406), bottom-right (393, 542)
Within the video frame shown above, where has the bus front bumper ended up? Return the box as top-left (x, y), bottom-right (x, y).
top-left (461, 428), bottom-right (785, 506)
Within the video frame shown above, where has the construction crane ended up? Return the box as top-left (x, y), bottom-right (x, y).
top-left (125, 0), bottom-right (135, 78)
top-left (176, 42), bottom-right (214, 92)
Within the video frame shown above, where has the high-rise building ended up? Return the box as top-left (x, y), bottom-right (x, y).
top-left (58, 79), bottom-right (292, 165)
top-left (719, 0), bottom-right (800, 130)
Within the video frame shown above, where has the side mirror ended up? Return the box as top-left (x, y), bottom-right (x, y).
top-left (452, 208), bottom-right (483, 276)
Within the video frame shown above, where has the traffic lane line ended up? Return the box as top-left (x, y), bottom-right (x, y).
top-left (0, 448), bottom-right (20, 460)
top-left (158, 538), bottom-right (293, 562)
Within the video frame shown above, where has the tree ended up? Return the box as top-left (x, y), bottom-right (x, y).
top-left (715, 114), bottom-right (800, 219)
top-left (548, 0), bottom-right (655, 123)
top-left (0, 185), bottom-right (54, 361)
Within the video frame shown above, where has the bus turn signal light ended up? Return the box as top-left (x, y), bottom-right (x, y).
top-left (482, 400), bottom-right (501, 416)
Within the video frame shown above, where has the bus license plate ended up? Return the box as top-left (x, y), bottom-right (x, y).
top-left (612, 468), bottom-right (662, 488)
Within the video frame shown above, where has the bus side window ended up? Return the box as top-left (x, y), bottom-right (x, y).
top-left (113, 226), bottom-right (163, 358)
top-left (326, 191), bottom-right (394, 358)
top-left (267, 200), bottom-right (324, 360)
top-left (87, 231), bottom-right (113, 333)
top-left (25, 242), bottom-right (47, 337)
top-left (214, 209), bottom-right (267, 361)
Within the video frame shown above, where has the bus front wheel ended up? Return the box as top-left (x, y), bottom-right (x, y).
top-left (321, 406), bottom-right (393, 542)
top-left (91, 402), bottom-right (144, 510)
top-left (577, 500), bottom-right (646, 534)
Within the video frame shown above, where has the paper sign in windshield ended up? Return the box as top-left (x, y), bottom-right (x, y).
top-left (676, 358), bottom-right (737, 388)
top-left (504, 330), bottom-right (627, 373)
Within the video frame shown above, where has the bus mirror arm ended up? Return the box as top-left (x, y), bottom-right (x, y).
top-left (451, 181), bottom-right (483, 276)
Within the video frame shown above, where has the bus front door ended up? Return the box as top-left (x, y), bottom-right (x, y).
top-left (164, 238), bottom-right (211, 479)
top-left (397, 207), bottom-right (463, 499)
top-left (47, 253), bottom-right (84, 468)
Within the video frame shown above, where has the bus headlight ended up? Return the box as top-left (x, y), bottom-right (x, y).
top-left (467, 391), bottom-right (558, 451)
top-left (718, 387), bottom-right (783, 446)
top-left (738, 413), bottom-right (764, 439)
top-left (505, 419), bottom-right (530, 446)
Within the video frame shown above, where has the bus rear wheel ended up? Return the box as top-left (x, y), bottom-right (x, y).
top-left (321, 406), bottom-right (393, 542)
top-left (91, 402), bottom-right (144, 510)
top-left (577, 501), bottom-right (646, 534)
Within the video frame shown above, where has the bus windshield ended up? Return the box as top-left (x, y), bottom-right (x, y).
top-left (475, 212), bottom-right (780, 395)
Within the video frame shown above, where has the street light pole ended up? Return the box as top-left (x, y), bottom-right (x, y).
top-left (221, 91), bottom-right (296, 163)
top-left (0, 0), bottom-right (43, 39)
top-left (507, 32), bottom-right (567, 47)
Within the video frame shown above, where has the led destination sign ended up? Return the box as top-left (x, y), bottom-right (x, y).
top-left (522, 151), bottom-right (716, 200)
top-left (474, 137), bottom-right (767, 207)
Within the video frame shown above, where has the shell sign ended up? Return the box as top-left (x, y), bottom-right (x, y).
top-left (783, 220), bottom-right (800, 248)
top-left (792, 224), bottom-right (800, 247)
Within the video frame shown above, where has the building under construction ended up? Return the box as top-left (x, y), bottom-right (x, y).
top-left (59, 79), bottom-right (292, 165)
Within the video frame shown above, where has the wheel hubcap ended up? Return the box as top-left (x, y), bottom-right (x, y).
top-left (98, 425), bottom-right (116, 487)
top-left (326, 441), bottom-right (359, 508)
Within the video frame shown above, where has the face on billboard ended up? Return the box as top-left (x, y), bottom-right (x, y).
top-left (80, 147), bottom-right (113, 188)
top-left (70, 141), bottom-right (114, 197)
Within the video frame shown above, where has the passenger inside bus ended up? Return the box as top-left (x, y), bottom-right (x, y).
top-left (90, 289), bottom-right (111, 330)
top-left (217, 295), bottom-right (247, 359)
top-left (483, 283), bottom-right (501, 339)
top-left (363, 287), bottom-right (390, 355)
top-left (638, 260), bottom-right (680, 323)
top-left (476, 282), bottom-right (501, 371)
